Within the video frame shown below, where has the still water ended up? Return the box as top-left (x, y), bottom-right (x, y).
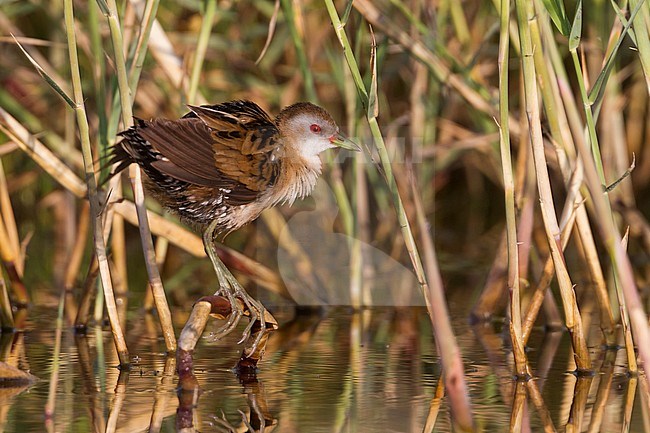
top-left (0, 304), bottom-right (646, 432)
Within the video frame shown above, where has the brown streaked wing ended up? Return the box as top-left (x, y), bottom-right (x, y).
top-left (187, 104), bottom-right (283, 194)
top-left (183, 100), bottom-right (273, 126)
top-left (136, 117), bottom-right (232, 188)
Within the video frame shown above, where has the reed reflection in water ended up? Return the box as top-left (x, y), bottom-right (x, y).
top-left (0, 305), bottom-right (646, 432)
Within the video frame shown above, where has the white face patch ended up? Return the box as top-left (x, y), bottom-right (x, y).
top-left (295, 134), bottom-right (334, 159)
top-left (284, 112), bottom-right (337, 162)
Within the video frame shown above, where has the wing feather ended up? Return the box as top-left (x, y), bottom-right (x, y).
top-left (131, 100), bottom-right (282, 205)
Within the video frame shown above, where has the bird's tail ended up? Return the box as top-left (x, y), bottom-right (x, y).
top-left (97, 118), bottom-right (148, 186)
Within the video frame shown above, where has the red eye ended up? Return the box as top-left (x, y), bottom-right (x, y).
top-left (310, 124), bottom-right (321, 133)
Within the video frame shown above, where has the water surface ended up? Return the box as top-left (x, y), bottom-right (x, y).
top-left (0, 305), bottom-right (644, 432)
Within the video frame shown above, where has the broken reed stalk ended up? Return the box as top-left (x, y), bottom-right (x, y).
top-left (497, 0), bottom-right (528, 378)
top-left (177, 295), bottom-right (276, 383)
top-left (63, 0), bottom-right (129, 366)
top-left (324, 2), bottom-right (474, 429)
top-left (101, 0), bottom-right (176, 352)
top-left (514, 0), bottom-right (591, 372)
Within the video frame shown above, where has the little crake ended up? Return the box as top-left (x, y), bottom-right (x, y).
top-left (110, 100), bottom-right (359, 351)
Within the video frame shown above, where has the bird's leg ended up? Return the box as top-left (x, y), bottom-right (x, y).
top-left (203, 219), bottom-right (268, 354)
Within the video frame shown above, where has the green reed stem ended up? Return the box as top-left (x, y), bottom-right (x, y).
top-left (280, 0), bottom-right (315, 102)
top-left (64, 0), bottom-right (130, 366)
top-left (566, 1), bottom-right (650, 379)
top-left (283, 0), bottom-right (354, 237)
top-left (129, 0), bottom-right (161, 93)
top-left (188, 0), bottom-right (216, 104)
top-left (88, 1), bottom-right (109, 162)
top-left (324, 2), bottom-right (474, 429)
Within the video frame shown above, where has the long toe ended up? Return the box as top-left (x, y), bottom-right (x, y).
top-left (212, 288), bottom-right (245, 341)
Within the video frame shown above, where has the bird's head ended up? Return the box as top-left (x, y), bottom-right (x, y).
top-left (275, 102), bottom-right (359, 163)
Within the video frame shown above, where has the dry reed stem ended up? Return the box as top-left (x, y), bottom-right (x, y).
top-left (566, 376), bottom-right (593, 433)
top-left (566, 42), bottom-right (650, 395)
top-left (73, 254), bottom-right (99, 329)
top-left (624, 376), bottom-right (639, 431)
top-left (148, 355), bottom-right (176, 433)
top-left (103, 0), bottom-right (176, 353)
top-left (531, 4), bottom-right (617, 345)
top-left (0, 159), bottom-right (21, 275)
top-left (471, 232), bottom-right (508, 321)
top-left (422, 378), bottom-right (445, 433)
top-left (586, 355), bottom-right (615, 432)
top-left (0, 109), bottom-right (86, 197)
top-left (515, 0), bottom-right (591, 371)
top-left (509, 381), bottom-right (527, 432)
top-left (110, 212), bottom-right (128, 296)
top-left (619, 229), bottom-right (639, 373)
top-left (128, 168), bottom-right (176, 351)
top-left (63, 201), bottom-right (90, 291)
top-left (526, 380), bottom-right (557, 433)
top-left (518, 147), bottom-right (582, 344)
top-left (413, 121), bottom-right (478, 424)
top-left (0, 276), bottom-right (13, 329)
top-left (0, 211), bottom-right (28, 304)
top-left (177, 295), bottom-right (276, 361)
top-left (144, 235), bottom-right (170, 311)
top-left (497, 0), bottom-right (527, 378)
top-left (44, 292), bottom-right (64, 422)
top-left (559, 0), bottom-right (650, 380)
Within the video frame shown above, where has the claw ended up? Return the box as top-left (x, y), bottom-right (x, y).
top-left (238, 317), bottom-right (256, 345)
top-left (237, 294), bottom-right (264, 344)
top-left (211, 287), bottom-right (244, 341)
top-left (245, 307), bottom-right (266, 355)
top-left (202, 222), bottom-right (276, 354)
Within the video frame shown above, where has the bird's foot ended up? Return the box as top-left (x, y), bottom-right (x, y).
top-left (212, 287), bottom-right (277, 356)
